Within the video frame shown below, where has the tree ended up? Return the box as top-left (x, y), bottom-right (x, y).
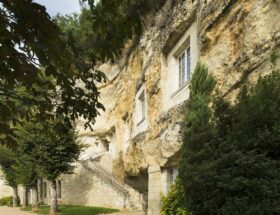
top-left (0, 146), bottom-right (20, 208)
top-left (0, 0), bottom-right (162, 144)
top-left (14, 123), bottom-right (41, 210)
top-left (179, 63), bottom-right (216, 214)
top-left (208, 72), bottom-right (280, 215)
top-left (15, 118), bottom-right (82, 215)
top-left (0, 0), bottom-right (105, 143)
top-left (180, 65), bottom-right (280, 214)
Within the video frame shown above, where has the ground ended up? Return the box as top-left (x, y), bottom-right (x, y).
top-left (0, 206), bottom-right (32, 215)
top-left (0, 206), bottom-right (144, 215)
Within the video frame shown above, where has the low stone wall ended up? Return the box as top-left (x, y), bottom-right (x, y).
top-left (0, 179), bottom-right (12, 199)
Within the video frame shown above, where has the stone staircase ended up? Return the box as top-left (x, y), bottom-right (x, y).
top-left (80, 159), bottom-right (128, 195)
top-left (80, 159), bottom-right (145, 211)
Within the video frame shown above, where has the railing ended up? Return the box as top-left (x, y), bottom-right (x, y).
top-left (79, 151), bottom-right (105, 161)
top-left (80, 159), bottom-right (129, 195)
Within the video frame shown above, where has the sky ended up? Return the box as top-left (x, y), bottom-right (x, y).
top-left (34, 0), bottom-right (81, 16)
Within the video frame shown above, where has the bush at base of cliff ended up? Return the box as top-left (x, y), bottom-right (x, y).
top-left (0, 196), bottom-right (13, 206)
top-left (161, 179), bottom-right (190, 215)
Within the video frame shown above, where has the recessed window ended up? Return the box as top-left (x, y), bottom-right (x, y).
top-left (178, 47), bottom-right (191, 87)
top-left (136, 86), bottom-right (147, 126)
top-left (135, 85), bottom-right (148, 134)
top-left (167, 168), bottom-right (178, 192)
top-left (103, 140), bottom-right (109, 152)
top-left (138, 91), bottom-right (146, 123)
top-left (95, 142), bottom-right (99, 150)
top-left (165, 22), bottom-right (198, 110)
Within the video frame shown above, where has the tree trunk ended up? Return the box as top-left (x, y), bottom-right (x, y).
top-left (12, 186), bottom-right (20, 207)
top-left (38, 178), bottom-right (43, 203)
top-left (32, 184), bottom-right (39, 210)
top-left (22, 186), bottom-right (28, 208)
top-left (49, 180), bottom-right (58, 215)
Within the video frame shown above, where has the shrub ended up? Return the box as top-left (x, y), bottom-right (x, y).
top-left (161, 179), bottom-right (190, 215)
top-left (0, 196), bottom-right (13, 206)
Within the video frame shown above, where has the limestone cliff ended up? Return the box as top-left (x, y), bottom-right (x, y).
top-left (77, 0), bottom-right (280, 182)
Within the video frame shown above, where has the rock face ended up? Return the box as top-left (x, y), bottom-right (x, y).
top-left (72, 0), bottom-right (280, 214)
top-left (75, 0), bottom-right (279, 214)
top-left (84, 0), bottom-right (280, 175)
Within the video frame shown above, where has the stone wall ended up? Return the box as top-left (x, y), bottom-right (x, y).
top-left (0, 171), bottom-right (12, 199)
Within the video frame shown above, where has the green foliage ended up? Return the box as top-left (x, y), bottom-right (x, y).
top-left (161, 179), bottom-right (190, 215)
top-left (179, 63), bottom-right (216, 215)
top-left (0, 0), bottom-right (162, 143)
top-left (55, 0), bottom-right (163, 74)
top-left (78, 0), bottom-right (163, 61)
top-left (271, 48), bottom-right (278, 66)
top-left (0, 146), bottom-right (17, 187)
top-left (0, 0), bottom-right (108, 143)
top-left (180, 66), bottom-right (280, 214)
top-left (13, 119), bottom-right (41, 187)
top-left (0, 196), bottom-right (13, 206)
top-left (22, 204), bottom-right (119, 215)
top-left (15, 118), bottom-right (82, 181)
top-left (14, 154), bottom-right (39, 187)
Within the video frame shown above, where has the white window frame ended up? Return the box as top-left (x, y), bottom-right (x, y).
top-left (178, 46), bottom-right (191, 88)
top-left (164, 22), bottom-right (199, 110)
top-left (135, 85), bottom-right (148, 134)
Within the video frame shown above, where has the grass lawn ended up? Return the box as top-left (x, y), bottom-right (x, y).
top-left (21, 205), bottom-right (119, 215)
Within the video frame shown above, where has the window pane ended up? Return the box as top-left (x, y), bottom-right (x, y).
top-left (167, 169), bottom-right (174, 192)
top-left (187, 47), bottom-right (191, 81)
top-left (179, 50), bottom-right (190, 87)
top-left (141, 94), bottom-right (145, 120)
top-left (179, 55), bottom-right (182, 87)
top-left (138, 91), bottom-right (145, 123)
top-left (181, 52), bottom-right (185, 86)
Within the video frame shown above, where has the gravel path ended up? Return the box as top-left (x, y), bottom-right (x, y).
top-left (0, 206), bottom-right (33, 215)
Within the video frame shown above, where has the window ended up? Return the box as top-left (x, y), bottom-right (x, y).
top-left (136, 86), bottom-right (147, 126)
top-left (138, 91), bottom-right (146, 123)
top-left (165, 22), bottom-right (198, 110)
top-left (178, 47), bottom-right (191, 87)
top-left (135, 85), bottom-right (148, 134)
top-left (167, 168), bottom-right (178, 192)
top-left (102, 140), bottom-right (109, 152)
top-left (94, 142), bottom-right (99, 151)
